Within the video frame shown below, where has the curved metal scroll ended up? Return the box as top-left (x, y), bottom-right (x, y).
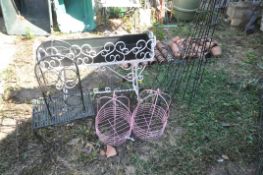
top-left (36, 32), bottom-right (156, 66)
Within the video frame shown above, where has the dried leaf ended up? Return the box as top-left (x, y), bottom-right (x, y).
top-left (222, 154), bottom-right (229, 160)
top-left (221, 122), bottom-right (237, 127)
top-left (67, 138), bottom-right (81, 146)
top-left (82, 143), bottom-right (94, 154)
top-left (217, 158), bottom-right (224, 163)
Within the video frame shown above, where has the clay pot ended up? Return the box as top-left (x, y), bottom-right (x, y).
top-left (155, 48), bottom-right (166, 63)
top-left (172, 36), bottom-right (180, 43)
top-left (211, 46), bottom-right (222, 57)
top-left (169, 42), bottom-right (181, 58)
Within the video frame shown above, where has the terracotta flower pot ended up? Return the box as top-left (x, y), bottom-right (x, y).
top-left (211, 46), bottom-right (222, 57)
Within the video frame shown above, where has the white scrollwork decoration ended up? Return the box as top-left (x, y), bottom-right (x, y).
top-left (37, 37), bottom-right (156, 65)
top-left (36, 34), bottom-right (156, 96)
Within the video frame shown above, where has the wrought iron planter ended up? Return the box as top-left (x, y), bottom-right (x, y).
top-left (36, 32), bottom-right (156, 97)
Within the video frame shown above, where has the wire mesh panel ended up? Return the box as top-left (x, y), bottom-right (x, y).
top-left (257, 86), bottom-right (263, 175)
top-left (95, 93), bottom-right (132, 146)
top-left (33, 55), bottom-right (94, 129)
top-left (132, 89), bottom-right (171, 140)
top-left (146, 0), bottom-right (222, 103)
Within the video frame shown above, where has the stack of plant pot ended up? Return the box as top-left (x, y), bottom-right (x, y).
top-left (173, 0), bottom-right (200, 21)
top-left (226, 1), bottom-right (261, 27)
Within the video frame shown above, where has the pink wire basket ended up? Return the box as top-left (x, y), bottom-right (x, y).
top-left (132, 89), bottom-right (171, 140)
top-left (95, 93), bottom-right (132, 146)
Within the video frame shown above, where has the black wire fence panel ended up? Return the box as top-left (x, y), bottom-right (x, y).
top-left (257, 86), bottom-right (263, 175)
top-left (144, 0), bottom-right (222, 103)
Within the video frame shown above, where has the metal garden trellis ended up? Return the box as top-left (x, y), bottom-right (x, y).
top-left (148, 0), bottom-right (223, 104)
top-left (257, 83), bottom-right (263, 175)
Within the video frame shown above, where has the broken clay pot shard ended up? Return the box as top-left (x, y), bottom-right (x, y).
top-left (106, 145), bottom-right (117, 158)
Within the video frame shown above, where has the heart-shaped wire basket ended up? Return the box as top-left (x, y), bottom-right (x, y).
top-left (95, 92), bottom-right (132, 146)
top-left (132, 89), bottom-right (171, 140)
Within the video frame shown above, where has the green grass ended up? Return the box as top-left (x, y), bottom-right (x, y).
top-left (182, 67), bottom-right (258, 159)
top-left (152, 22), bottom-right (192, 40)
top-left (130, 63), bottom-right (260, 175)
top-left (22, 27), bottom-right (35, 40)
top-left (132, 21), bottom-right (263, 174)
top-left (244, 50), bottom-right (259, 64)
